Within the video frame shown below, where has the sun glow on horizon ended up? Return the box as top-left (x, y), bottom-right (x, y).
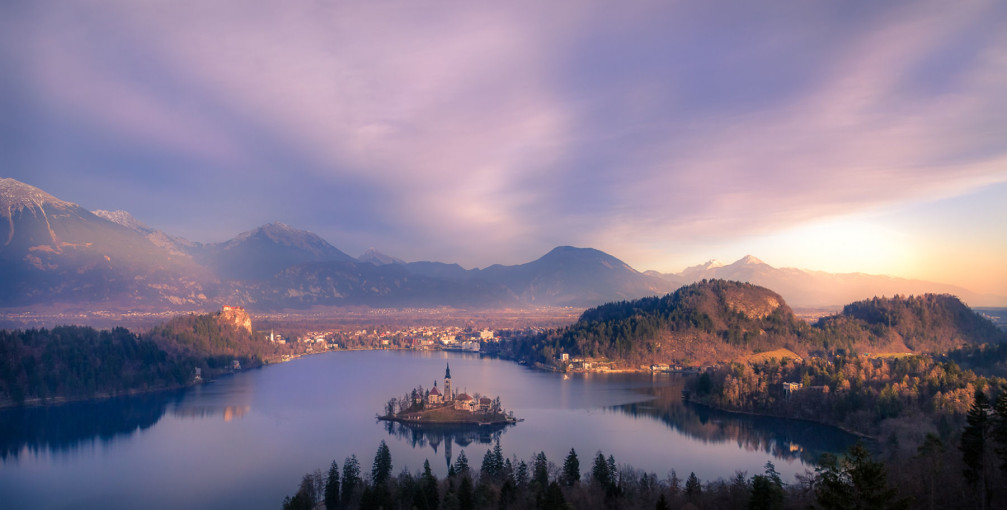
top-left (742, 216), bottom-right (922, 278)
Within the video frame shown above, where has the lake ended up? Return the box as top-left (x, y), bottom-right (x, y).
top-left (0, 350), bottom-right (858, 509)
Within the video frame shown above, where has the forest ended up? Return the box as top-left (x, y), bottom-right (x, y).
top-left (0, 310), bottom-right (281, 406)
top-left (499, 280), bottom-right (1007, 368)
top-left (687, 354), bottom-right (1005, 440)
top-left (279, 427), bottom-right (1007, 510)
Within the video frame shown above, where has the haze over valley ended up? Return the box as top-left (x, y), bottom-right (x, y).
top-left (3, 178), bottom-right (1002, 326)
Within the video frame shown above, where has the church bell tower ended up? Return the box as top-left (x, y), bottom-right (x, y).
top-left (444, 363), bottom-right (453, 401)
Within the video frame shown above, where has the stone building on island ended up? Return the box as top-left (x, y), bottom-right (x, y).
top-left (422, 363), bottom-right (495, 414)
top-left (383, 362), bottom-right (515, 425)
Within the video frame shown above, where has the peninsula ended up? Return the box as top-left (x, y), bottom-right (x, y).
top-left (378, 364), bottom-right (517, 426)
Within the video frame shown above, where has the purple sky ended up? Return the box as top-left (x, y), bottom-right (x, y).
top-left (3, 1), bottom-right (1006, 293)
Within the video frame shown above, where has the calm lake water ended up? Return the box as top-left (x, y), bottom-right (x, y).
top-left (0, 350), bottom-right (858, 509)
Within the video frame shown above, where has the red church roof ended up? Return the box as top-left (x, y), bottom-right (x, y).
top-left (429, 386), bottom-right (441, 395)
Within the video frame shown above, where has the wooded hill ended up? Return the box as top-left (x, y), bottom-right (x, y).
top-left (504, 280), bottom-right (1007, 367)
top-left (0, 310), bottom-right (280, 406)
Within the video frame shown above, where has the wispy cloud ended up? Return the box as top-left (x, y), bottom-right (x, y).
top-left (3, 0), bottom-right (1005, 284)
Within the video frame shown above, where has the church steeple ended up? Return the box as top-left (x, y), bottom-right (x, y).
top-left (443, 363), bottom-right (453, 401)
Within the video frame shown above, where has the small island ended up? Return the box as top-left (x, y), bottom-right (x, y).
top-left (378, 363), bottom-right (518, 426)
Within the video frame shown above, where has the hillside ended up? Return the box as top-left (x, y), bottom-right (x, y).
top-left (504, 280), bottom-right (1007, 368)
top-left (0, 308), bottom-right (278, 406)
top-left (195, 222), bottom-right (356, 281)
top-left (507, 280), bottom-right (814, 366)
top-left (816, 294), bottom-right (1007, 353)
top-left (0, 179), bottom-right (211, 309)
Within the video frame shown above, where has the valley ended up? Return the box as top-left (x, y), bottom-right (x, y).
top-left (3, 178), bottom-right (1005, 319)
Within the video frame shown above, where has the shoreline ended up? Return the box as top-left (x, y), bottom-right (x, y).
top-left (1, 347), bottom-right (875, 440)
top-left (377, 415), bottom-right (518, 426)
top-left (0, 381), bottom-right (192, 410)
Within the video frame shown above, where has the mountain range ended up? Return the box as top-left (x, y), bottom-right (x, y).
top-left (2, 178), bottom-right (1003, 312)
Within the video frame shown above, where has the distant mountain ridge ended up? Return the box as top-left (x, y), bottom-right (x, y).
top-left (357, 248), bottom-right (405, 266)
top-left (649, 255), bottom-right (1005, 309)
top-left (194, 222), bottom-right (356, 281)
top-left (0, 178), bottom-right (209, 308)
top-left (1, 178), bottom-right (1003, 312)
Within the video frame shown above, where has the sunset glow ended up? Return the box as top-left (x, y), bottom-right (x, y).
top-left (3, 0), bottom-right (1005, 297)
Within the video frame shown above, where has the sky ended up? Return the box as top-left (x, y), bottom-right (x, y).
top-left (2, 0), bottom-right (1006, 295)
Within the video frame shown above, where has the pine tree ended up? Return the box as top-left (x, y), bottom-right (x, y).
top-left (532, 452), bottom-right (550, 494)
top-left (540, 481), bottom-right (567, 510)
top-left (515, 460), bottom-right (530, 489)
top-left (844, 443), bottom-right (904, 510)
top-left (961, 390), bottom-right (993, 510)
top-left (591, 452), bottom-right (612, 489)
top-left (814, 443), bottom-right (906, 510)
top-left (993, 391), bottom-right (1007, 475)
top-left (422, 459), bottom-right (440, 510)
top-left (453, 450), bottom-right (470, 477)
top-left (685, 472), bottom-right (701, 498)
top-left (503, 458), bottom-right (514, 484)
top-left (371, 440), bottom-right (393, 486)
top-left (480, 442), bottom-right (504, 483)
top-left (459, 474), bottom-right (474, 510)
top-left (655, 493), bottom-right (671, 510)
top-left (492, 441), bottom-right (505, 479)
top-left (607, 455), bottom-right (618, 487)
top-left (916, 433), bottom-right (945, 510)
top-left (324, 459), bottom-right (340, 510)
top-left (341, 454), bottom-right (361, 507)
top-left (813, 453), bottom-right (850, 510)
top-left (561, 448), bottom-right (580, 487)
top-left (749, 461), bottom-right (783, 510)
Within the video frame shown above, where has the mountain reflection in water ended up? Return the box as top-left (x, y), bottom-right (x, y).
top-left (612, 379), bottom-right (858, 465)
top-left (0, 392), bottom-right (180, 460)
top-left (0, 390), bottom-right (252, 460)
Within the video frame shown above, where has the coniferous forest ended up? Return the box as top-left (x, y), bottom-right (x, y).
top-left (500, 281), bottom-right (1007, 368)
top-left (0, 311), bottom-right (282, 406)
top-left (281, 406), bottom-right (1007, 510)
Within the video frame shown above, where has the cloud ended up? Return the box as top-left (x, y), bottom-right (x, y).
top-left (4, 0), bottom-right (1006, 277)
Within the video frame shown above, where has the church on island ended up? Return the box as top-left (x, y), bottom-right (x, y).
top-left (380, 363), bottom-right (516, 425)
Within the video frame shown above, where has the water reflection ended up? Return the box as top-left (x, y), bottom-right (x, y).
top-left (612, 377), bottom-right (859, 464)
top-left (0, 387), bottom-right (253, 461)
top-left (0, 391), bottom-right (183, 460)
top-left (172, 405), bottom-right (251, 422)
top-left (382, 420), bottom-right (512, 469)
